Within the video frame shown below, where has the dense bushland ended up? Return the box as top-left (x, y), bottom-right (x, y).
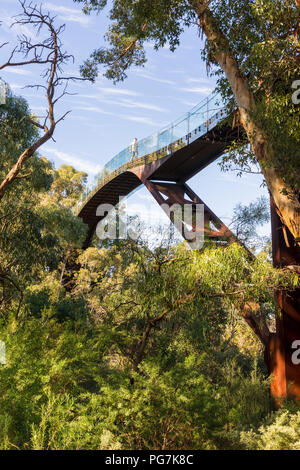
top-left (0, 89), bottom-right (299, 450)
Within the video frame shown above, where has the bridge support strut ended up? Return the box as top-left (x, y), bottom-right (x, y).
top-left (143, 180), bottom-right (235, 244)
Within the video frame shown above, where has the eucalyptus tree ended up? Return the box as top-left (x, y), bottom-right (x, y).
top-left (0, 89), bottom-right (87, 318)
top-left (48, 165), bottom-right (87, 209)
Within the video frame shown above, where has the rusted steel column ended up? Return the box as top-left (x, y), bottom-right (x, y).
top-left (268, 197), bottom-right (300, 402)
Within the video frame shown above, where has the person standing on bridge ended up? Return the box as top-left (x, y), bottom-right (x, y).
top-left (130, 137), bottom-right (138, 162)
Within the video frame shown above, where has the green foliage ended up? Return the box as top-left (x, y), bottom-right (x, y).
top-left (74, 0), bottom-right (108, 15)
top-left (0, 210), bottom-right (297, 449)
top-left (0, 316), bottom-right (271, 450)
top-left (0, 87), bottom-right (39, 170)
top-left (0, 89), bottom-right (88, 318)
top-left (205, 0), bottom-right (300, 191)
top-left (2, 183), bottom-right (291, 449)
top-left (75, 240), bottom-right (291, 369)
top-left (29, 357), bottom-right (223, 450)
top-left (219, 140), bottom-right (262, 178)
top-left (251, 94), bottom-right (300, 193)
top-left (0, 317), bottom-right (102, 448)
top-left (77, 0), bottom-right (195, 82)
top-left (1, 85), bottom-right (299, 450)
top-left (241, 406), bottom-right (300, 450)
top-left (24, 273), bottom-right (88, 322)
top-left (48, 164), bottom-right (87, 209)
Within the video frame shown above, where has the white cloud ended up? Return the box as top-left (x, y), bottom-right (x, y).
top-left (117, 99), bottom-right (166, 112)
top-left (185, 77), bottom-right (211, 84)
top-left (177, 99), bottom-right (198, 107)
top-left (74, 105), bottom-right (110, 115)
top-left (44, 3), bottom-right (91, 27)
top-left (127, 116), bottom-right (161, 127)
top-left (100, 87), bottom-right (141, 97)
top-left (44, 147), bottom-right (102, 175)
top-left (1, 11), bottom-right (32, 38)
top-left (3, 68), bottom-right (32, 76)
top-left (74, 105), bottom-right (166, 127)
top-left (78, 88), bottom-right (142, 100)
top-left (72, 94), bottom-right (166, 113)
top-left (134, 70), bottom-right (176, 86)
top-left (180, 86), bottom-right (213, 94)
top-left (118, 99), bottom-right (166, 112)
top-left (9, 83), bottom-right (24, 91)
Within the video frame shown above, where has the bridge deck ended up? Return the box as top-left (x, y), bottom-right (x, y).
top-left (77, 120), bottom-right (237, 229)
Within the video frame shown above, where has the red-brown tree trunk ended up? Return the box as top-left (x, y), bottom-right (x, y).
top-left (266, 197), bottom-right (300, 405)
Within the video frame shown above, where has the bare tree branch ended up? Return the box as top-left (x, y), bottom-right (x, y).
top-left (0, 42), bottom-right (9, 50)
top-left (0, 0), bottom-right (91, 201)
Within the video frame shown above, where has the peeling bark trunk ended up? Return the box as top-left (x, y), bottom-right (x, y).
top-left (193, 0), bottom-right (300, 244)
top-left (237, 113), bottom-right (300, 245)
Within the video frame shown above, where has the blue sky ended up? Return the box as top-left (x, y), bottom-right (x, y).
top-left (0, 0), bottom-right (269, 237)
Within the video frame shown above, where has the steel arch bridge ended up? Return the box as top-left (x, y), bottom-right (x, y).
top-left (73, 90), bottom-right (300, 402)
top-left (74, 92), bottom-right (238, 248)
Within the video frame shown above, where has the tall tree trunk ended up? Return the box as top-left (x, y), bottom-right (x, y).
top-left (266, 197), bottom-right (300, 405)
top-left (192, 0), bottom-right (300, 245)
